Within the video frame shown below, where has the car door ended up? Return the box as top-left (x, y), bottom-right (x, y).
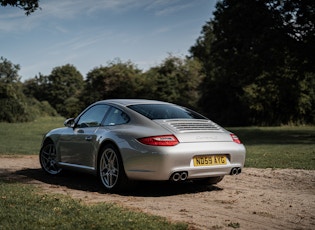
top-left (59, 104), bottom-right (110, 168)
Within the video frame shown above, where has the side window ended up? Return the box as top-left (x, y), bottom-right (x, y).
top-left (77, 105), bottom-right (110, 128)
top-left (104, 107), bottom-right (130, 126)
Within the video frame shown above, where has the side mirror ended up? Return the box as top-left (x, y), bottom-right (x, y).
top-left (64, 118), bottom-right (75, 128)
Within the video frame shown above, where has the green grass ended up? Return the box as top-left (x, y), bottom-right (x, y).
top-left (0, 180), bottom-right (187, 230)
top-left (229, 126), bottom-right (315, 170)
top-left (0, 116), bottom-right (65, 155)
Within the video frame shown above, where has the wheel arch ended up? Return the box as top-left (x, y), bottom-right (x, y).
top-left (96, 140), bottom-right (124, 171)
top-left (42, 137), bottom-right (54, 146)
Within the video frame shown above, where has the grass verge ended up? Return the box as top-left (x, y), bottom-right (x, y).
top-left (229, 126), bottom-right (315, 170)
top-left (0, 179), bottom-right (187, 230)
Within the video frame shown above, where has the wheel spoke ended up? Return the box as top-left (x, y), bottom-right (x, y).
top-left (99, 147), bottom-right (120, 189)
top-left (40, 143), bottom-right (61, 175)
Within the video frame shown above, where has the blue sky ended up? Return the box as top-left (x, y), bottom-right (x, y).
top-left (1, 0), bottom-right (217, 81)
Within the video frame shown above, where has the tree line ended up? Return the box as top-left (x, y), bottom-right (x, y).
top-left (1, 0), bottom-right (314, 126)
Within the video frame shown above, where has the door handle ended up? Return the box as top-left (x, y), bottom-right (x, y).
top-left (85, 136), bottom-right (93, 141)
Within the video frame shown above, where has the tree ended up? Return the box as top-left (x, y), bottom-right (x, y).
top-left (0, 57), bottom-right (52, 122)
top-left (0, 83), bottom-right (33, 122)
top-left (46, 64), bottom-right (84, 117)
top-left (141, 56), bottom-right (204, 109)
top-left (0, 56), bottom-right (21, 83)
top-left (143, 58), bottom-right (181, 103)
top-left (0, 57), bottom-right (26, 122)
top-left (23, 73), bottom-right (49, 100)
top-left (80, 59), bottom-right (141, 108)
top-left (190, 0), bottom-right (315, 125)
top-left (0, 0), bottom-right (39, 15)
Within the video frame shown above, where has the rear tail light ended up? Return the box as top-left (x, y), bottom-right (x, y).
top-left (138, 135), bottom-right (179, 146)
top-left (230, 134), bottom-right (242, 144)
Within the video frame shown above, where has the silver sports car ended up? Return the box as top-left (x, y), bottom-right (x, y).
top-left (40, 99), bottom-right (246, 192)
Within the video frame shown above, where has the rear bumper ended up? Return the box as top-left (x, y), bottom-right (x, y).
top-left (122, 141), bottom-right (246, 181)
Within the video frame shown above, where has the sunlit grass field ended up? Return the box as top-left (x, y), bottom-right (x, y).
top-left (0, 116), bottom-right (314, 169)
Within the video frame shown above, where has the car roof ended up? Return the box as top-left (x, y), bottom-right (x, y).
top-left (97, 99), bottom-right (172, 107)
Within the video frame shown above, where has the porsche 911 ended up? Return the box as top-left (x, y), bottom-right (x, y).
top-left (39, 99), bottom-right (246, 192)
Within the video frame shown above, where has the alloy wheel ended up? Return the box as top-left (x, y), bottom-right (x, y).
top-left (39, 143), bottom-right (62, 175)
top-left (99, 146), bottom-right (120, 189)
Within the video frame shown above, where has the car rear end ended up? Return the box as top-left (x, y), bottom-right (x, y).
top-left (124, 119), bottom-right (246, 182)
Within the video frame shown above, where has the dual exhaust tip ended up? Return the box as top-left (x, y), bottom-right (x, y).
top-left (230, 167), bottom-right (242, 175)
top-left (170, 171), bottom-right (188, 182)
top-left (171, 167), bottom-right (242, 182)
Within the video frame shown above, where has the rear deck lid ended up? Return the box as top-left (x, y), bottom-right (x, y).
top-left (154, 119), bottom-right (233, 143)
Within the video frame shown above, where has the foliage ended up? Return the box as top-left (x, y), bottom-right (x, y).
top-left (23, 57), bottom-right (204, 118)
top-left (190, 0), bottom-right (315, 126)
top-left (0, 0), bottom-right (39, 15)
top-left (24, 65), bottom-right (84, 118)
top-left (47, 64), bottom-right (84, 117)
top-left (0, 83), bottom-right (34, 122)
top-left (0, 82), bottom-right (57, 123)
top-left (0, 56), bottom-right (21, 83)
top-left (0, 58), bottom-right (32, 122)
top-left (80, 59), bottom-right (141, 108)
top-left (23, 73), bottom-right (50, 101)
top-left (140, 55), bottom-right (204, 109)
top-left (25, 97), bottom-right (58, 117)
top-left (0, 58), bottom-right (57, 122)
top-left (0, 181), bottom-right (188, 230)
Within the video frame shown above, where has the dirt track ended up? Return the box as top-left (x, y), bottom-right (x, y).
top-left (0, 155), bottom-right (314, 230)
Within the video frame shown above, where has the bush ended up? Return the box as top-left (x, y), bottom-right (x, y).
top-left (0, 83), bottom-right (58, 123)
top-left (26, 98), bottom-right (58, 117)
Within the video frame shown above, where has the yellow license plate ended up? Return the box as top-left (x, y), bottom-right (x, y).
top-left (193, 155), bottom-right (227, 166)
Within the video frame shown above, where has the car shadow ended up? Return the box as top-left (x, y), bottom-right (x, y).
top-left (12, 168), bottom-right (223, 197)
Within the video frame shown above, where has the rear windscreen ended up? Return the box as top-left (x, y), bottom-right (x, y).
top-left (128, 104), bottom-right (207, 120)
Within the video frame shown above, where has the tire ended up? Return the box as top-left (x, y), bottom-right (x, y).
top-left (194, 176), bottom-right (224, 185)
top-left (98, 144), bottom-right (129, 192)
top-left (39, 141), bottom-right (62, 175)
